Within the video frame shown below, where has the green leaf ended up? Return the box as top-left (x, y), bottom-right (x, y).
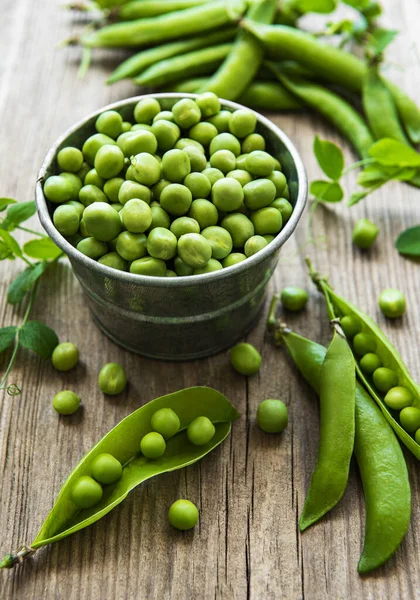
top-left (19, 320), bottom-right (59, 359)
top-left (358, 164), bottom-right (416, 188)
top-left (5, 201), bottom-right (36, 227)
top-left (395, 226), bottom-right (420, 257)
top-left (0, 241), bottom-right (15, 260)
top-left (313, 136), bottom-right (344, 181)
top-left (310, 180), bottom-right (344, 203)
top-left (23, 238), bottom-right (62, 261)
top-left (0, 230), bottom-right (22, 258)
top-left (367, 28), bottom-right (398, 56)
top-left (0, 326), bottom-right (18, 353)
top-left (369, 138), bottom-right (420, 167)
top-left (31, 387), bottom-right (239, 549)
top-left (348, 191), bottom-right (369, 206)
top-left (297, 0), bottom-right (336, 13)
top-left (0, 198), bottom-right (17, 212)
top-left (7, 262), bottom-right (47, 305)
top-left (342, 0), bottom-right (370, 8)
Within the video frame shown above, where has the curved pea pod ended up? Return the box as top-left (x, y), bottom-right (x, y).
top-left (277, 326), bottom-right (411, 574)
top-left (0, 387), bottom-right (239, 568)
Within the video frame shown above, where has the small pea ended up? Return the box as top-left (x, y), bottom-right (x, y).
top-left (168, 499), bottom-right (199, 530)
top-left (378, 289), bottom-right (406, 319)
top-left (384, 387), bottom-right (414, 410)
top-left (95, 110), bottom-right (123, 139)
top-left (222, 253), bottom-right (247, 268)
top-left (172, 98), bottom-right (201, 129)
top-left (359, 352), bottom-right (382, 375)
top-left (372, 367), bottom-right (398, 393)
top-left (352, 218), bottom-right (379, 250)
top-left (140, 431), bottom-right (166, 458)
top-left (242, 133), bottom-right (265, 154)
top-left (134, 98), bottom-right (161, 124)
top-left (353, 332), bottom-right (376, 356)
top-left (244, 235), bottom-right (268, 257)
top-left (270, 198), bottom-right (292, 223)
top-left (52, 390), bottom-right (81, 415)
top-left (57, 147), bottom-right (84, 173)
top-left (130, 256), bottom-right (167, 276)
top-left (151, 408), bottom-right (181, 439)
top-left (130, 152), bottom-right (161, 186)
top-left (399, 407), bottom-right (420, 433)
top-left (52, 342), bottom-right (79, 371)
top-left (195, 92), bottom-right (220, 117)
top-left (340, 315), bottom-right (362, 339)
top-left (98, 362), bottom-right (127, 395)
top-left (71, 476), bottom-right (103, 509)
top-left (257, 399), bottom-right (288, 433)
top-left (146, 227), bottom-right (177, 260)
top-left (99, 252), bottom-right (128, 271)
top-left (91, 453), bottom-right (123, 485)
top-left (44, 175), bottom-right (73, 204)
top-left (229, 109), bottom-right (257, 138)
top-left (230, 342), bottom-right (261, 376)
top-left (187, 416), bottom-right (215, 446)
top-left (193, 258), bottom-right (223, 274)
top-left (280, 287), bottom-right (309, 312)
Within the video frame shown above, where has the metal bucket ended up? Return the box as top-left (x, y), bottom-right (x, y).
top-left (36, 94), bottom-right (307, 360)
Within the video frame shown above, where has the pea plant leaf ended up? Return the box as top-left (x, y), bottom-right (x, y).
top-left (313, 136), bottom-right (344, 181)
top-left (19, 321), bottom-right (59, 359)
top-left (348, 190), bottom-right (368, 206)
top-left (366, 28), bottom-right (398, 57)
top-left (0, 198), bottom-right (17, 212)
top-left (0, 230), bottom-right (22, 258)
top-left (342, 0), bottom-right (370, 9)
top-left (0, 327), bottom-right (18, 353)
top-left (0, 241), bottom-right (15, 260)
top-left (395, 226), bottom-right (420, 257)
top-left (310, 180), bottom-right (344, 202)
top-left (4, 201), bottom-right (37, 229)
top-left (369, 138), bottom-right (420, 167)
top-left (7, 262), bottom-right (48, 305)
top-left (23, 238), bottom-right (62, 261)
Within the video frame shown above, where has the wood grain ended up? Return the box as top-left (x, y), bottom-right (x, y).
top-left (1, 1), bottom-right (420, 598)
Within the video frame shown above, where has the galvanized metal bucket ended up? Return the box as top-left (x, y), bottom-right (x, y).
top-left (36, 94), bottom-right (307, 360)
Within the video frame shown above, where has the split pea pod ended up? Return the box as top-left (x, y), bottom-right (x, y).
top-left (134, 43), bottom-right (233, 87)
top-left (0, 387), bottom-right (239, 569)
top-left (241, 20), bottom-right (420, 144)
top-left (116, 0), bottom-right (214, 20)
top-left (307, 259), bottom-right (420, 459)
top-left (197, 0), bottom-right (277, 100)
top-left (82, 0), bottom-right (246, 48)
top-left (269, 65), bottom-right (374, 158)
top-left (107, 28), bottom-right (236, 83)
top-left (272, 324), bottom-right (410, 574)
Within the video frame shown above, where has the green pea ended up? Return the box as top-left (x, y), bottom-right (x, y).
top-left (246, 151), bottom-right (276, 177)
top-left (372, 367), bottom-right (399, 393)
top-left (96, 110), bottom-right (123, 139)
top-left (359, 352), bottom-right (382, 375)
top-left (98, 362), bottom-right (127, 395)
top-left (151, 408), bottom-right (180, 439)
top-left (178, 233), bottom-right (212, 268)
top-left (378, 288), bottom-right (406, 319)
top-left (263, 235), bottom-right (275, 244)
top-left (221, 213), bottom-right (254, 248)
top-left (280, 286), bottom-right (309, 312)
top-left (117, 130), bottom-right (158, 157)
top-left (353, 332), bottom-right (376, 356)
top-left (44, 175), bottom-right (73, 204)
top-left (130, 256), bottom-right (167, 276)
top-left (148, 204), bottom-right (171, 231)
top-left (187, 416), bottom-right (215, 446)
top-left (134, 98), bottom-right (161, 124)
top-left (111, 202), bottom-right (123, 212)
top-left (201, 226), bottom-right (233, 259)
top-left (189, 122), bottom-right (218, 146)
top-left (118, 180), bottom-right (151, 206)
top-left (103, 177), bottom-right (124, 202)
top-left (182, 146), bottom-right (207, 172)
top-left (52, 390), bottom-right (81, 415)
top-left (222, 252), bottom-right (247, 267)
top-left (52, 342), bottom-right (79, 371)
top-left (130, 152), bottom-right (161, 186)
top-left (82, 133), bottom-right (116, 165)
top-left (168, 499), bottom-right (199, 530)
top-left (98, 252), bottom-right (128, 271)
top-left (243, 235), bottom-right (267, 257)
top-left (151, 120), bottom-right (181, 152)
top-left (242, 133), bottom-right (265, 154)
top-left (210, 149), bottom-right (236, 174)
top-left (84, 202), bottom-right (122, 241)
top-left (352, 218), bottom-right (379, 250)
top-left (193, 258), bottom-right (223, 274)
top-left (211, 178), bottom-right (244, 212)
top-left (91, 453), bottom-right (123, 484)
top-left (115, 231), bottom-right (147, 261)
top-left (172, 98), bottom-right (201, 129)
top-left (183, 172), bottom-right (211, 199)
top-left (94, 144), bottom-right (125, 179)
top-left (160, 184), bottom-right (192, 217)
top-left (71, 476), bottom-right (103, 509)
top-left (152, 179), bottom-right (171, 201)
top-left (162, 149), bottom-right (191, 183)
top-left (121, 199), bottom-right (152, 233)
top-left (399, 407), bottom-right (420, 433)
top-left (77, 237), bottom-right (108, 259)
top-left (174, 138), bottom-right (205, 154)
top-left (250, 207), bottom-right (282, 235)
top-left (201, 167), bottom-right (224, 186)
top-left (121, 121), bottom-right (132, 133)
top-left (243, 179), bottom-right (276, 211)
top-left (228, 109), bottom-right (257, 138)
top-left (208, 109), bottom-right (231, 132)
top-left (77, 161), bottom-right (91, 182)
top-left (195, 92), bottom-right (220, 117)
top-left (188, 199), bottom-right (219, 229)
top-left (210, 133), bottom-right (241, 157)
top-left (140, 431), bottom-right (166, 458)
top-left (340, 315), bottom-right (362, 338)
top-left (170, 217), bottom-right (200, 239)
top-left (257, 399), bottom-right (288, 433)
top-left (57, 147), bottom-right (84, 173)
top-left (282, 183), bottom-right (290, 199)
top-left (153, 110), bottom-right (174, 123)
top-left (53, 205), bottom-right (80, 237)
top-left (131, 124), bottom-right (152, 132)
top-left (230, 342), bottom-right (261, 376)
top-left (267, 171), bottom-right (287, 196)
top-left (79, 219), bottom-right (90, 238)
top-left (166, 269), bottom-right (177, 277)
top-left (226, 169), bottom-right (252, 187)
top-left (235, 154), bottom-right (249, 170)
top-left (174, 256), bottom-right (194, 276)
top-left (270, 198), bottom-right (293, 223)
top-left (60, 173), bottom-right (83, 200)
top-left (79, 184), bottom-right (108, 207)
top-left (146, 227), bottom-right (177, 260)
top-left (384, 387), bottom-right (414, 410)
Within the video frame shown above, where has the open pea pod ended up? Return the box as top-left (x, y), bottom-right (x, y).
top-left (0, 387), bottom-right (239, 568)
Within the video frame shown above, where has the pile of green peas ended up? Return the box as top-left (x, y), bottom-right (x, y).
top-left (44, 93), bottom-right (293, 277)
top-left (341, 314), bottom-right (420, 444)
top-left (70, 406), bottom-right (216, 508)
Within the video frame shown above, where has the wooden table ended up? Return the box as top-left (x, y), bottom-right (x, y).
top-left (1, 1), bottom-right (420, 598)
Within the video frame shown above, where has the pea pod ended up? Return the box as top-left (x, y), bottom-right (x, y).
top-left (307, 259), bottom-right (420, 459)
top-left (117, 0), bottom-right (214, 20)
top-left (271, 321), bottom-right (410, 574)
top-left (0, 387), bottom-right (239, 568)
